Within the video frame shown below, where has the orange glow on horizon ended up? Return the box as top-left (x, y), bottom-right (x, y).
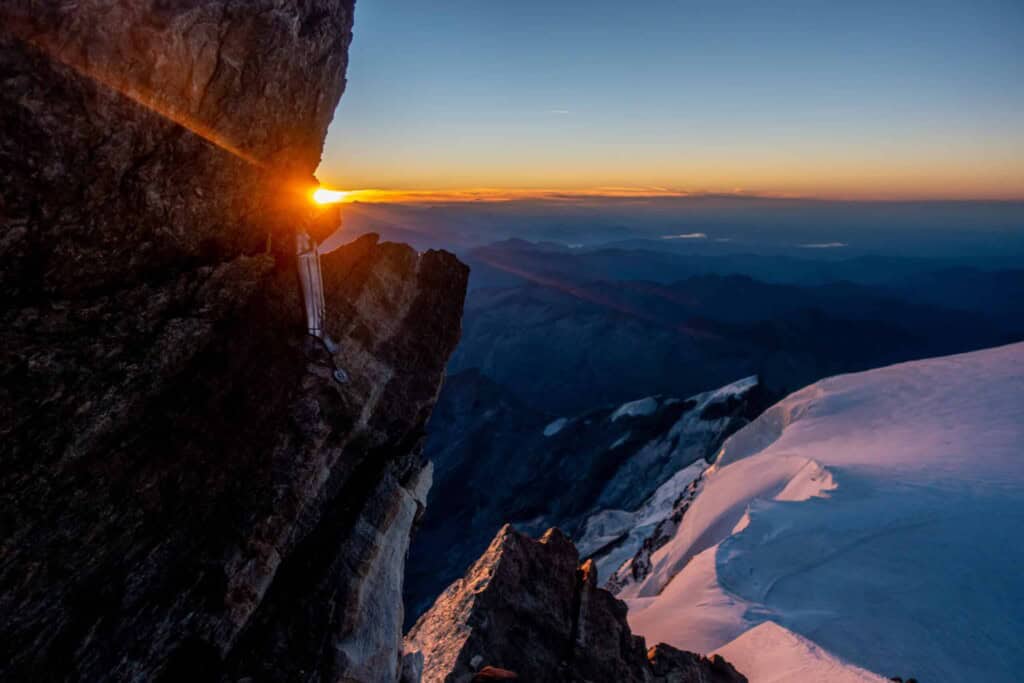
top-left (318, 142), bottom-right (1024, 204)
top-left (307, 185), bottom-right (1024, 205)
top-left (319, 187), bottom-right (792, 205)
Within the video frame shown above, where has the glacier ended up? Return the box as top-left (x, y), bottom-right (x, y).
top-left (577, 375), bottom-right (762, 580)
top-left (622, 342), bottom-right (1024, 682)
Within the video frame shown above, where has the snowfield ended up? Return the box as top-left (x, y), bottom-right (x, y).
top-left (623, 342), bottom-right (1024, 683)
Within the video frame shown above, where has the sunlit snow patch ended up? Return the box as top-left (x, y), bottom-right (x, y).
top-left (715, 622), bottom-right (887, 683)
top-left (543, 417), bottom-right (568, 437)
top-left (610, 432), bottom-right (631, 450)
top-left (611, 396), bottom-right (659, 422)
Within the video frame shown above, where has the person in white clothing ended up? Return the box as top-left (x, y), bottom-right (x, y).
top-left (295, 229), bottom-right (327, 340)
top-left (296, 185), bottom-right (348, 383)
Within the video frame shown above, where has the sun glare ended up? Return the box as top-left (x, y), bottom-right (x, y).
top-left (312, 188), bottom-right (348, 204)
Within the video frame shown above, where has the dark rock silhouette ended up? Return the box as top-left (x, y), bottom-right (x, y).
top-left (0, 2), bottom-right (468, 681)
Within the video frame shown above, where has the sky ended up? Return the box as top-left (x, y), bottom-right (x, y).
top-left (318, 0), bottom-right (1024, 201)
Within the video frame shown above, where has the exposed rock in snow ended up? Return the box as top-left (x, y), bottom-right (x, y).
top-left (405, 525), bottom-right (748, 683)
top-left (575, 376), bottom-right (763, 587)
top-left (603, 463), bottom-right (707, 595)
top-left (595, 376), bottom-right (761, 513)
top-left (625, 343), bottom-right (1024, 683)
top-left (580, 461), bottom-right (706, 584)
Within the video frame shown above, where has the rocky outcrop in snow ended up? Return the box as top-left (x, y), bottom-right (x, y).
top-left (408, 373), bottom-right (768, 622)
top-left (405, 525), bottom-right (747, 683)
top-left (602, 465), bottom-right (706, 595)
top-left (575, 376), bottom-right (762, 588)
top-left (0, 3), bottom-right (468, 681)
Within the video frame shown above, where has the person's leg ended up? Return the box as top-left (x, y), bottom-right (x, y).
top-left (296, 230), bottom-right (324, 338)
top-left (296, 230), bottom-right (347, 383)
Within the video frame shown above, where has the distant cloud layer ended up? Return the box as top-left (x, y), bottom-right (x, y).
top-left (798, 242), bottom-right (848, 249)
top-left (661, 232), bottom-right (708, 240)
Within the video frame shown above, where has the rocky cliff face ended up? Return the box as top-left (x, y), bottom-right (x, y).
top-left (405, 525), bottom-right (747, 683)
top-left (0, 2), bottom-right (468, 681)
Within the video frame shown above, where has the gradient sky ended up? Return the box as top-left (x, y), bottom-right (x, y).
top-left (318, 0), bottom-right (1024, 200)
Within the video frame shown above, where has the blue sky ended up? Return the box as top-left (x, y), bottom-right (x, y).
top-left (319, 0), bottom-right (1024, 199)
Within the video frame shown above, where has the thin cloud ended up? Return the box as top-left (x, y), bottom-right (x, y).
top-left (661, 232), bottom-right (708, 240)
top-left (548, 109), bottom-right (571, 115)
top-left (798, 242), bottom-right (848, 249)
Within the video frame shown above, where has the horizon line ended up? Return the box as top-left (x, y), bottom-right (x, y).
top-left (319, 186), bottom-right (1024, 205)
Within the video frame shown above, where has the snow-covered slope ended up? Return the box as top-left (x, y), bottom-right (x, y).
top-left (624, 342), bottom-right (1024, 683)
top-left (714, 622), bottom-right (887, 683)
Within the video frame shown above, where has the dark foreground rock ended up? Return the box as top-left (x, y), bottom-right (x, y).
top-left (0, 2), bottom-right (468, 681)
top-left (404, 525), bottom-right (747, 683)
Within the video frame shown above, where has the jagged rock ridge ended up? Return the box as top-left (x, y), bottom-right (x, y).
top-left (405, 525), bottom-right (747, 683)
top-left (1, 2), bottom-right (469, 681)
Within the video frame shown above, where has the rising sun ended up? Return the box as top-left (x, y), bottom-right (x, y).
top-left (312, 187), bottom-right (348, 204)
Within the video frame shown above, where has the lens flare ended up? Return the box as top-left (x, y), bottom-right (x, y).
top-left (312, 188), bottom-right (348, 204)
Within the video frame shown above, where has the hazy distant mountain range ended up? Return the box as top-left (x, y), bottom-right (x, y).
top-left (338, 196), bottom-right (1024, 268)
top-left (450, 242), bottom-right (1022, 413)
